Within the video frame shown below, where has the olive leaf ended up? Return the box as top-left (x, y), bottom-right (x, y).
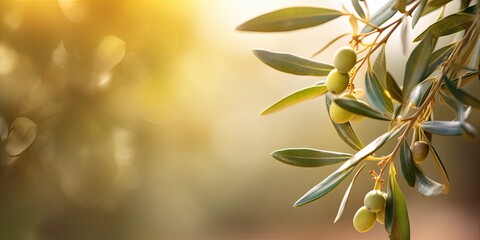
top-left (385, 165), bottom-right (410, 240)
top-left (423, 42), bottom-right (456, 79)
top-left (5, 117), bottom-right (38, 157)
top-left (261, 85), bottom-right (328, 115)
top-left (294, 128), bottom-right (401, 207)
top-left (415, 163), bottom-right (444, 197)
top-left (414, 13), bottom-right (475, 42)
top-left (429, 144), bottom-right (450, 194)
top-left (409, 78), bottom-right (433, 107)
top-left (441, 71), bottom-right (479, 89)
top-left (351, 0), bottom-right (366, 19)
top-left (334, 164), bottom-right (366, 223)
top-left (366, 70), bottom-right (394, 113)
top-left (443, 75), bottom-right (480, 108)
top-left (361, 0), bottom-right (398, 33)
top-left (326, 95), bottom-right (365, 151)
top-left (334, 98), bottom-right (391, 121)
top-left (253, 49), bottom-right (334, 76)
top-left (386, 72), bottom-right (404, 103)
top-left (237, 7), bottom-right (343, 32)
top-left (403, 34), bottom-right (434, 99)
top-left (412, 0), bottom-right (428, 28)
top-left (373, 45), bottom-right (387, 87)
top-left (421, 121), bottom-right (463, 136)
top-left (421, 0), bottom-right (453, 16)
top-left (400, 139), bottom-right (416, 188)
top-left (271, 148), bottom-right (352, 168)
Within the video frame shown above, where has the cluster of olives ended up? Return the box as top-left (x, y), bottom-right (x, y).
top-left (326, 47), bottom-right (361, 124)
top-left (353, 190), bottom-right (387, 233)
top-left (412, 140), bottom-right (429, 163)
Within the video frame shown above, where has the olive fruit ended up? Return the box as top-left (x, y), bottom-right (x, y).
top-left (364, 190), bottom-right (386, 213)
top-left (353, 206), bottom-right (376, 233)
top-left (329, 94), bottom-right (356, 124)
top-left (333, 47), bottom-right (357, 73)
top-left (376, 208), bottom-right (385, 224)
top-left (326, 69), bottom-right (349, 94)
top-left (412, 141), bottom-right (429, 163)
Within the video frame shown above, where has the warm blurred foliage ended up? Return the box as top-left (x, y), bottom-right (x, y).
top-left (0, 0), bottom-right (478, 240)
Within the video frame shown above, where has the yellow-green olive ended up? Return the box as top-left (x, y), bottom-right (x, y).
top-left (353, 206), bottom-right (376, 233)
top-left (412, 141), bottom-right (429, 163)
top-left (333, 47), bottom-right (357, 73)
top-left (329, 94), bottom-right (356, 124)
top-left (364, 190), bottom-right (386, 213)
top-left (326, 69), bottom-right (349, 94)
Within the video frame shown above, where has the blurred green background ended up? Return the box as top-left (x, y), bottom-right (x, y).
top-left (0, 0), bottom-right (478, 239)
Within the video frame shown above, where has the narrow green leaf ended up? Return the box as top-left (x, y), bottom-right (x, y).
top-left (421, 121), bottom-right (463, 135)
top-left (442, 71), bottom-right (479, 89)
top-left (386, 72), bottom-right (404, 102)
top-left (429, 144), bottom-right (450, 194)
top-left (415, 163), bottom-right (444, 197)
top-left (351, 0), bottom-right (366, 19)
top-left (421, 0), bottom-right (453, 16)
top-left (423, 42), bottom-right (456, 79)
top-left (271, 148), bottom-right (352, 168)
top-left (403, 34), bottom-right (434, 99)
top-left (237, 7), bottom-right (343, 32)
top-left (412, 0), bottom-right (428, 28)
top-left (294, 128), bottom-right (401, 207)
top-left (414, 13), bottom-right (474, 42)
top-left (366, 70), bottom-right (394, 113)
top-left (373, 45), bottom-right (387, 87)
top-left (334, 98), bottom-right (391, 121)
top-left (361, 0), bottom-right (397, 33)
top-left (261, 85), bottom-right (328, 115)
top-left (409, 79), bottom-right (433, 107)
top-left (443, 75), bottom-right (480, 108)
top-left (400, 140), bottom-right (416, 187)
top-left (253, 49), bottom-right (334, 76)
top-left (326, 95), bottom-right (365, 151)
top-left (385, 165), bottom-right (410, 240)
top-left (334, 164), bottom-right (366, 223)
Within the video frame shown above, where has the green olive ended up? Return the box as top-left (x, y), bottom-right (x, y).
top-left (329, 93), bottom-right (356, 124)
top-left (333, 47), bottom-right (357, 73)
top-left (412, 141), bottom-right (429, 163)
top-left (364, 190), bottom-right (386, 213)
top-left (353, 206), bottom-right (376, 233)
top-left (376, 208), bottom-right (385, 224)
top-left (326, 69), bottom-right (349, 94)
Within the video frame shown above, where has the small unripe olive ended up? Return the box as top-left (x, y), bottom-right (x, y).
top-left (326, 69), bottom-right (349, 94)
top-left (376, 208), bottom-right (385, 224)
top-left (412, 141), bottom-right (429, 163)
top-left (333, 47), bottom-right (357, 73)
top-left (364, 190), bottom-right (386, 213)
top-left (329, 94), bottom-right (356, 124)
top-left (353, 206), bottom-right (376, 233)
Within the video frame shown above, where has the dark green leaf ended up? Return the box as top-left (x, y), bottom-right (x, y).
top-left (386, 72), bottom-right (404, 102)
top-left (412, 0), bottom-right (428, 28)
top-left (351, 0), bottom-right (366, 19)
top-left (271, 148), bottom-right (352, 168)
top-left (415, 13), bottom-right (475, 42)
top-left (461, 0), bottom-right (472, 9)
top-left (326, 95), bottom-right (365, 151)
top-left (443, 75), bottom-right (480, 108)
top-left (423, 42), bottom-right (456, 78)
top-left (400, 140), bottom-right (416, 187)
top-left (261, 85), bottom-right (328, 115)
top-left (373, 45), bottom-right (387, 87)
top-left (442, 71), bottom-right (479, 89)
top-left (415, 164), bottom-right (444, 197)
top-left (366, 70), bottom-right (394, 113)
top-left (253, 49), bottom-right (334, 76)
top-left (385, 165), bottom-right (410, 240)
top-left (409, 79), bottom-right (432, 107)
top-left (334, 98), bottom-right (391, 121)
top-left (361, 0), bottom-right (398, 33)
top-left (421, 0), bottom-right (453, 16)
top-left (421, 121), bottom-right (463, 135)
top-left (334, 164), bottom-right (366, 223)
top-left (403, 34), bottom-right (434, 99)
top-left (429, 144), bottom-right (450, 194)
top-left (237, 7), bottom-right (343, 32)
top-left (294, 128), bottom-right (400, 207)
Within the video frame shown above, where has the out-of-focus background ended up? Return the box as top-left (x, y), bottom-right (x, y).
top-left (0, 0), bottom-right (478, 239)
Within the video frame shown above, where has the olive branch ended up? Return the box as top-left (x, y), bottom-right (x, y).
top-left (238, 0), bottom-right (479, 239)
